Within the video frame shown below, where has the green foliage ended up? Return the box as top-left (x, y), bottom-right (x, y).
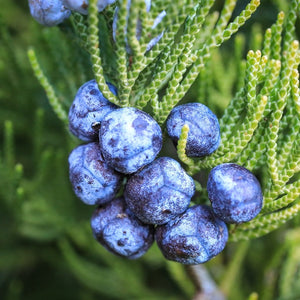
top-left (176, 4), bottom-right (300, 243)
top-left (1, 0), bottom-right (300, 300)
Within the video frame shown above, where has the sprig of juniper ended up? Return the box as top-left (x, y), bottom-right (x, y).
top-left (27, 0), bottom-right (299, 244)
top-left (175, 1), bottom-right (300, 242)
top-left (28, 0), bottom-right (261, 126)
top-left (27, 48), bottom-right (68, 125)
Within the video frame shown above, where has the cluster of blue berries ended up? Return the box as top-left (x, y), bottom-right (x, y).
top-left (28, 0), bottom-right (264, 264)
top-left (28, 0), bottom-right (164, 37)
top-left (67, 79), bottom-right (263, 264)
top-left (28, 0), bottom-right (165, 55)
top-left (28, 0), bottom-right (117, 26)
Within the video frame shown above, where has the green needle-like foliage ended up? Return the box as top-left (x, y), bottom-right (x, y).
top-left (27, 48), bottom-right (69, 125)
top-left (25, 0), bottom-right (300, 248)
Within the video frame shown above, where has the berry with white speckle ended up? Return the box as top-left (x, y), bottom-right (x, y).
top-left (125, 157), bottom-right (195, 225)
top-left (155, 205), bottom-right (228, 265)
top-left (112, 0), bottom-right (166, 53)
top-left (91, 197), bottom-right (154, 259)
top-left (68, 79), bottom-right (118, 142)
top-left (63, 0), bottom-right (89, 14)
top-left (63, 0), bottom-right (116, 14)
top-left (68, 142), bottom-right (122, 205)
top-left (207, 163), bottom-right (263, 224)
top-left (166, 103), bottom-right (221, 157)
top-left (28, 0), bottom-right (71, 26)
top-left (99, 107), bottom-right (162, 174)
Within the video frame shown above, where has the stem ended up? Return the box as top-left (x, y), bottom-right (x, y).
top-left (187, 265), bottom-right (226, 300)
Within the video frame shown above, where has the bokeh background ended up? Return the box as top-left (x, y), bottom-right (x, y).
top-left (1, 1), bottom-right (299, 299)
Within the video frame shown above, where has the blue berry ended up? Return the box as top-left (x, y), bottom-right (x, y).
top-left (155, 205), bottom-right (228, 265)
top-left (112, 0), bottom-right (166, 53)
top-left (68, 79), bottom-right (118, 141)
top-left (125, 157), bottom-right (195, 225)
top-left (28, 0), bottom-right (71, 26)
top-left (207, 163), bottom-right (263, 224)
top-left (63, 0), bottom-right (116, 14)
top-left (166, 103), bottom-right (221, 157)
top-left (99, 107), bottom-right (162, 174)
top-left (63, 0), bottom-right (89, 14)
top-left (91, 197), bottom-right (154, 259)
top-left (144, 0), bottom-right (151, 12)
top-left (68, 142), bottom-right (122, 205)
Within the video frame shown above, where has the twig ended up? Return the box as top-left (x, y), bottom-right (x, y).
top-left (187, 265), bottom-right (226, 300)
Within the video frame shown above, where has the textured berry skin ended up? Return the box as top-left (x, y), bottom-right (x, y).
top-left (68, 142), bottom-right (122, 205)
top-left (91, 197), bottom-right (154, 259)
top-left (99, 107), bottom-right (162, 174)
top-left (207, 163), bottom-right (263, 224)
top-left (155, 205), bottom-right (228, 265)
top-left (63, 0), bottom-right (116, 14)
top-left (68, 79), bottom-right (118, 141)
top-left (166, 103), bottom-right (221, 157)
top-left (112, 0), bottom-right (166, 53)
top-left (63, 0), bottom-right (89, 14)
top-left (125, 157), bottom-right (195, 225)
top-left (28, 0), bottom-right (71, 26)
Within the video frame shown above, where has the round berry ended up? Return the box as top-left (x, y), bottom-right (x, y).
top-left (99, 107), bottom-right (162, 174)
top-left (112, 0), bottom-right (165, 53)
top-left (207, 163), bottom-right (263, 224)
top-left (28, 0), bottom-right (71, 26)
top-left (166, 103), bottom-right (221, 157)
top-left (155, 205), bottom-right (228, 265)
top-left (63, 0), bottom-right (116, 14)
top-left (68, 142), bottom-right (122, 205)
top-left (68, 80), bottom-right (118, 141)
top-left (63, 0), bottom-right (89, 14)
top-left (125, 157), bottom-right (195, 225)
top-left (91, 197), bottom-right (154, 259)
top-left (144, 0), bottom-right (151, 12)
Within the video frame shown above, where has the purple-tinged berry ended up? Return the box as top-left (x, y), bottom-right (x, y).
top-left (28, 0), bottom-right (71, 26)
top-left (155, 205), bottom-right (228, 265)
top-left (91, 197), bottom-right (154, 259)
top-left (63, 0), bottom-right (89, 14)
top-left (63, 0), bottom-right (116, 14)
top-left (207, 163), bottom-right (263, 224)
top-left (99, 107), bottom-right (162, 174)
top-left (144, 0), bottom-right (151, 12)
top-left (68, 142), bottom-right (122, 205)
top-left (166, 103), bottom-right (221, 157)
top-left (112, 0), bottom-right (166, 53)
top-left (68, 79), bottom-right (118, 141)
top-left (125, 157), bottom-right (195, 225)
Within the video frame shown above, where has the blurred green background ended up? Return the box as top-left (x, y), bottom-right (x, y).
top-left (1, 1), bottom-right (300, 299)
